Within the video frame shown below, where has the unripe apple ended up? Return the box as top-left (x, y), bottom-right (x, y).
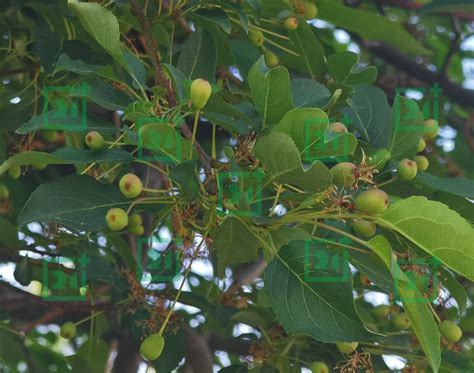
top-left (414, 155), bottom-right (429, 172)
top-left (284, 17), bottom-right (299, 30)
top-left (0, 184), bottom-right (9, 199)
top-left (85, 131), bottom-right (104, 150)
top-left (129, 224), bottom-right (145, 236)
top-left (438, 320), bottom-right (462, 343)
top-left (190, 78), bottom-right (212, 110)
top-left (336, 342), bottom-right (358, 354)
top-left (330, 162), bottom-right (356, 188)
top-left (304, 2), bottom-right (318, 19)
top-left (8, 166), bottom-right (21, 179)
top-left (397, 159), bottom-right (417, 181)
top-left (248, 29), bottom-right (265, 47)
top-left (371, 305), bottom-right (391, 320)
top-left (140, 333), bottom-right (165, 361)
top-left (328, 122), bottom-right (348, 134)
top-left (423, 119), bottom-right (439, 139)
top-left (392, 313), bottom-right (411, 330)
top-left (417, 139), bottom-right (426, 152)
top-left (128, 213), bottom-right (143, 227)
top-left (119, 173), bottom-right (143, 199)
top-left (352, 219), bottom-right (377, 238)
top-left (355, 189), bottom-right (389, 214)
top-left (60, 321), bottom-right (77, 339)
top-left (310, 361), bottom-right (329, 373)
top-left (106, 208), bottom-right (129, 231)
top-left (264, 50), bottom-right (279, 68)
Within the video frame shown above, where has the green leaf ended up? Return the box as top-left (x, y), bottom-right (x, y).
top-left (248, 57), bottom-right (294, 128)
top-left (194, 8), bottom-right (231, 34)
top-left (416, 173), bottom-right (474, 199)
top-left (163, 64), bottom-right (190, 104)
top-left (18, 175), bottom-right (129, 231)
top-left (79, 79), bottom-right (134, 111)
top-left (290, 79), bottom-right (331, 109)
top-left (54, 53), bottom-right (112, 78)
top-left (265, 241), bottom-right (375, 343)
top-left (254, 132), bottom-right (332, 192)
top-left (16, 111), bottom-right (117, 135)
top-left (177, 28), bottom-right (217, 81)
top-left (376, 196), bottom-right (474, 281)
top-left (169, 160), bottom-right (200, 201)
top-left (316, 0), bottom-right (431, 55)
top-left (342, 84), bottom-right (391, 149)
top-left (0, 217), bottom-right (19, 250)
top-left (274, 108), bottom-right (328, 151)
top-left (202, 95), bottom-right (257, 134)
top-left (212, 217), bottom-right (262, 277)
top-left (440, 269), bottom-right (467, 315)
top-left (287, 16), bottom-right (327, 79)
top-left (327, 51), bottom-right (377, 85)
top-left (138, 123), bottom-right (195, 163)
top-left (390, 95), bottom-right (425, 159)
top-left (68, 1), bottom-right (127, 66)
top-left (0, 149), bottom-right (134, 174)
top-left (274, 109), bottom-right (357, 161)
top-left (369, 235), bottom-right (441, 373)
top-left (71, 338), bottom-right (109, 373)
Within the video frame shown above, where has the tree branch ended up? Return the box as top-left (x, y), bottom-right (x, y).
top-left (366, 42), bottom-right (474, 108)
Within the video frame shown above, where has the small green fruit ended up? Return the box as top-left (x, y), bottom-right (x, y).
top-left (424, 119), bottom-right (439, 139)
top-left (140, 333), bottom-right (165, 361)
top-left (304, 2), bottom-right (318, 19)
top-left (119, 173), bottom-right (143, 199)
top-left (417, 139), bottom-right (426, 152)
top-left (0, 184), bottom-right (10, 199)
top-left (41, 130), bottom-right (59, 142)
top-left (284, 17), bottom-right (299, 30)
top-left (414, 155), bottom-right (429, 172)
top-left (106, 208), bottom-right (129, 231)
top-left (336, 342), bottom-right (358, 354)
top-left (264, 50), bottom-right (279, 67)
top-left (371, 305), bottom-right (391, 320)
top-left (85, 131), bottom-right (104, 150)
top-left (438, 320), bottom-right (462, 343)
top-left (8, 166), bottom-right (21, 179)
top-left (352, 219), bottom-right (377, 238)
top-left (397, 159), bottom-right (417, 181)
top-left (129, 224), bottom-right (145, 236)
top-left (33, 163), bottom-right (47, 171)
top-left (249, 29), bottom-right (265, 47)
top-left (328, 122), bottom-right (348, 134)
top-left (392, 313), bottom-right (411, 330)
top-left (61, 322), bottom-right (77, 339)
top-left (128, 213), bottom-right (143, 227)
top-left (330, 162), bottom-right (356, 188)
top-left (190, 78), bottom-right (212, 110)
top-left (354, 189), bottom-right (389, 214)
top-left (310, 361), bottom-right (329, 373)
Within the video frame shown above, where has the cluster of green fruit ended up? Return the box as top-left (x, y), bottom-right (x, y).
top-left (397, 119), bottom-right (438, 181)
top-left (248, 1), bottom-right (318, 68)
top-left (0, 183), bottom-right (9, 201)
top-left (371, 304), bottom-right (463, 343)
top-left (105, 173), bottom-right (143, 232)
